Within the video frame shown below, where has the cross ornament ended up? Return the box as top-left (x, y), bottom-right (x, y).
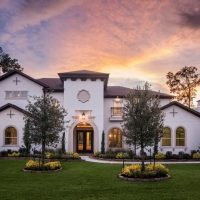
top-left (170, 108), bottom-right (178, 117)
top-left (7, 110), bottom-right (15, 118)
top-left (13, 77), bottom-right (20, 85)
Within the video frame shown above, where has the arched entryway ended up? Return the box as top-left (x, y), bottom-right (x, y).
top-left (73, 122), bottom-right (94, 153)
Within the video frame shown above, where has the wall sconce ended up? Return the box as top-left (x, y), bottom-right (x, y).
top-left (81, 112), bottom-right (85, 121)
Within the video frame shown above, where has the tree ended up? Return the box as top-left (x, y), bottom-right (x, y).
top-left (0, 47), bottom-right (23, 73)
top-left (101, 131), bottom-right (105, 154)
top-left (166, 66), bottom-right (200, 108)
top-left (24, 90), bottom-right (66, 164)
top-left (122, 83), bottom-right (164, 171)
top-left (23, 119), bottom-right (32, 155)
top-left (61, 132), bottom-right (66, 154)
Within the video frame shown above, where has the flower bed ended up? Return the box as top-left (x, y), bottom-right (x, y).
top-left (23, 160), bottom-right (62, 172)
top-left (119, 164), bottom-right (170, 182)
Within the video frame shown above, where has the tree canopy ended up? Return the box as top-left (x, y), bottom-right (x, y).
top-left (0, 47), bottom-right (23, 73)
top-left (166, 66), bottom-right (200, 108)
top-left (24, 91), bottom-right (66, 164)
top-left (122, 83), bottom-right (164, 171)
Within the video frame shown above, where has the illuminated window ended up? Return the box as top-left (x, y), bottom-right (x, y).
top-left (108, 128), bottom-right (122, 148)
top-left (112, 97), bottom-right (123, 116)
top-left (176, 127), bottom-right (185, 146)
top-left (161, 127), bottom-right (171, 146)
top-left (5, 127), bottom-right (17, 145)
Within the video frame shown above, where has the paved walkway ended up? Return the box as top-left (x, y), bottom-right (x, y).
top-left (81, 156), bottom-right (200, 164)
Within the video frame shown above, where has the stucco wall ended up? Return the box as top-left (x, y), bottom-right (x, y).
top-left (0, 108), bottom-right (25, 151)
top-left (64, 79), bottom-right (104, 152)
top-left (0, 74), bottom-right (43, 109)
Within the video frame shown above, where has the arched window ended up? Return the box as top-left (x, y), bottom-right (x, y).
top-left (162, 127), bottom-right (171, 146)
top-left (176, 127), bottom-right (185, 146)
top-left (108, 128), bottom-right (122, 148)
top-left (5, 127), bottom-right (17, 145)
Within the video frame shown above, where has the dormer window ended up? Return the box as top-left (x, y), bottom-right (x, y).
top-left (5, 91), bottom-right (28, 99)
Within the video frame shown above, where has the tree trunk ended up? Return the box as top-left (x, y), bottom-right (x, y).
top-left (141, 147), bottom-right (145, 172)
top-left (41, 135), bottom-right (46, 165)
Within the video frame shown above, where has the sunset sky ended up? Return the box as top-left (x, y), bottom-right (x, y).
top-left (1, 0), bottom-right (200, 98)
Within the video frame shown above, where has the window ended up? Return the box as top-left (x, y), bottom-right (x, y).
top-left (108, 128), bottom-right (122, 148)
top-left (5, 91), bottom-right (28, 99)
top-left (176, 127), bottom-right (185, 146)
top-left (162, 127), bottom-right (171, 146)
top-left (111, 97), bottom-right (123, 116)
top-left (5, 127), bottom-right (17, 145)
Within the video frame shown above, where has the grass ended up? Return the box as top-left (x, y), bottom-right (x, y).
top-left (0, 160), bottom-right (200, 200)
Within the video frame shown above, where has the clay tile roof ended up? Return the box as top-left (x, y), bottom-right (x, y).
top-left (37, 78), bottom-right (63, 92)
top-left (104, 86), bottom-right (173, 99)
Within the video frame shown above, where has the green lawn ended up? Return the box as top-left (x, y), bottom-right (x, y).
top-left (0, 160), bottom-right (200, 200)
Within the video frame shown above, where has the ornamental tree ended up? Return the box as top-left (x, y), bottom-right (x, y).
top-left (101, 131), bottom-right (105, 154)
top-left (166, 66), bottom-right (200, 108)
top-left (0, 47), bottom-right (23, 73)
top-left (24, 90), bottom-right (66, 164)
top-left (122, 83), bottom-right (164, 171)
top-left (23, 119), bottom-right (32, 155)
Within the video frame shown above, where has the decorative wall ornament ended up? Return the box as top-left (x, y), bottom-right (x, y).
top-left (77, 90), bottom-right (90, 103)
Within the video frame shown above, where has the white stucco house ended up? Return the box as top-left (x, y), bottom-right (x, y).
top-left (0, 70), bottom-right (200, 154)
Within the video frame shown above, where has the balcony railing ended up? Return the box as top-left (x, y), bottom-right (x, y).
top-left (111, 107), bottom-right (123, 117)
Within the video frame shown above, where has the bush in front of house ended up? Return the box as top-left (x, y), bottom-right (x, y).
top-left (192, 152), bottom-right (200, 159)
top-left (165, 151), bottom-right (172, 159)
top-left (116, 152), bottom-right (130, 159)
top-left (24, 160), bottom-right (62, 171)
top-left (155, 152), bottom-right (166, 160)
top-left (65, 152), bottom-right (80, 160)
top-left (121, 163), bottom-right (169, 179)
top-left (8, 152), bottom-right (20, 157)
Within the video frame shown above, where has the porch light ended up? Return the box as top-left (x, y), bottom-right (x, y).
top-left (82, 112), bottom-right (86, 121)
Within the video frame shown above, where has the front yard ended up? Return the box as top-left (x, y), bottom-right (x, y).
top-left (0, 160), bottom-right (200, 200)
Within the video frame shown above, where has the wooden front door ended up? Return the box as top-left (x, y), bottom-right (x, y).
top-left (76, 130), bottom-right (93, 153)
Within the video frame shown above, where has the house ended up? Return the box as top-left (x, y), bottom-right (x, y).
top-left (0, 70), bottom-right (200, 154)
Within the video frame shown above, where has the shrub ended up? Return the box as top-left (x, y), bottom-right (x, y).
top-left (116, 152), bottom-right (130, 159)
top-left (155, 152), bottom-right (165, 160)
top-left (122, 163), bottom-right (169, 178)
top-left (8, 152), bottom-right (20, 157)
top-left (25, 160), bottom-right (62, 170)
top-left (183, 153), bottom-right (191, 159)
top-left (25, 160), bottom-right (39, 170)
top-left (178, 151), bottom-right (184, 159)
top-left (45, 152), bottom-right (54, 159)
top-left (165, 151), bottom-right (172, 159)
top-left (191, 150), bottom-right (197, 157)
top-left (72, 153), bottom-right (79, 159)
top-left (193, 153), bottom-right (200, 159)
top-left (44, 161), bottom-right (61, 170)
top-left (93, 152), bottom-right (101, 157)
top-left (171, 154), bottom-right (179, 159)
top-left (127, 150), bottom-right (135, 159)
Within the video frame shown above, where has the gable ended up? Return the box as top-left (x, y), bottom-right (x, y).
top-left (161, 101), bottom-right (200, 119)
top-left (0, 70), bottom-right (48, 88)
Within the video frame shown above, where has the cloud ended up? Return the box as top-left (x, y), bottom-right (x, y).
top-left (5, 0), bottom-right (83, 33)
top-left (180, 12), bottom-right (200, 28)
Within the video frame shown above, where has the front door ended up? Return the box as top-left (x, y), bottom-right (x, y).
top-left (77, 130), bottom-right (93, 153)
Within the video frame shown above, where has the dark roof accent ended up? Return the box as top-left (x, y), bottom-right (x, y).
top-left (0, 70), bottom-right (49, 88)
top-left (161, 101), bottom-right (200, 118)
top-left (58, 70), bottom-right (109, 88)
top-left (0, 103), bottom-right (30, 116)
top-left (37, 78), bottom-right (63, 92)
top-left (104, 86), bottom-right (173, 99)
